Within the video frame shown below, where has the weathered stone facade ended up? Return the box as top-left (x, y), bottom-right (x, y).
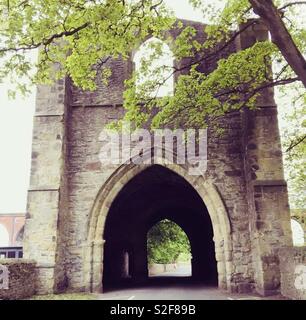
top-left (0, 259), bottom-right (36, 300)
top-left (23, 19), bottom-right (294, 296)
top-left (279, 247), bottom-right (306, 300)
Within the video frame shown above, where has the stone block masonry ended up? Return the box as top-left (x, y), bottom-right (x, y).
top-left (279, 247), bottom-right (306, 300)
top-left (0, 259), bottom-right (36, 300)
top-left (23, 18), bottom-right (294, 296)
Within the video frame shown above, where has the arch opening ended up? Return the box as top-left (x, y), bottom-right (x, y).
top-left (102, 165), bottom-right (218, 291)
top-left (0, 223), bottom-right (9, 247)
top-left (147, 219), bottom-right (192, 278)
top-left (133, 37), bottom-right (174, 97)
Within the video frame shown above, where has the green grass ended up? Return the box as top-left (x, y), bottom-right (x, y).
top-left (28, 293), bottom-right (98, 300)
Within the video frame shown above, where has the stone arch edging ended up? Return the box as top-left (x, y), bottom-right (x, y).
top-left (84, 161), bottom-right (233, 293)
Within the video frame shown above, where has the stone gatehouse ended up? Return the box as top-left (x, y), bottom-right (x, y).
top-left (23, 19), bottom-right (293, 296)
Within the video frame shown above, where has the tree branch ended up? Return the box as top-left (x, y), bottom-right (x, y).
top-left (249, 0), bottom-right (306, 87)
top-left (286, 134), bottom-right (306, 152)
top-left (280, 1), bottom-right (306, 11)
top-left (173, 19), bottom-right (258, 74)
top-left (0, 22), bottom-right (90, 53)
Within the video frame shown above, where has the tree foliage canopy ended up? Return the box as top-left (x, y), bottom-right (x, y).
top-left (1, 1), bottom-right (305, 124)
top-left (279, 84), bottom-right (306, 208)
top-left (147, 219), bottom-right (191, 264)
top-left (0, 0), bottom-right (305, 205)
top-left (0, 0), bottom-right (173, 93)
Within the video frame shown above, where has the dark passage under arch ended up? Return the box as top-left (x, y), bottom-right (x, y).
top-left (103, 165), bottom-right (218, 290)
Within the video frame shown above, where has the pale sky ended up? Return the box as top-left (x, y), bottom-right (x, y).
top-left (0, 0), bottom-right (301, 213)
top-left (0, 81), bottom-right (36, 213)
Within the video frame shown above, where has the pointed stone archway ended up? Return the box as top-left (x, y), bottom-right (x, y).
top-left (84, 161), bottom-right (232, 293)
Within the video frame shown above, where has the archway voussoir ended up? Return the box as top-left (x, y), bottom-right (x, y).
top-left (86, 163), bottom-right (232, 292)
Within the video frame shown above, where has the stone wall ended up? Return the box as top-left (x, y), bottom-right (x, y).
top-left (63, 20), bottom-right (254, 294)
top-left (23, 18), bottom-right (293, 296)
top-left (239, 21), bottom-right (292, 296)
top-left (0, 259), bottom-right (36, 300)
top-left (23, 77), bottom-right (71, 294)
top-left (148, 263), bottom-right (190, 276)
top-left (279, 247), bottom-right (306, 300)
